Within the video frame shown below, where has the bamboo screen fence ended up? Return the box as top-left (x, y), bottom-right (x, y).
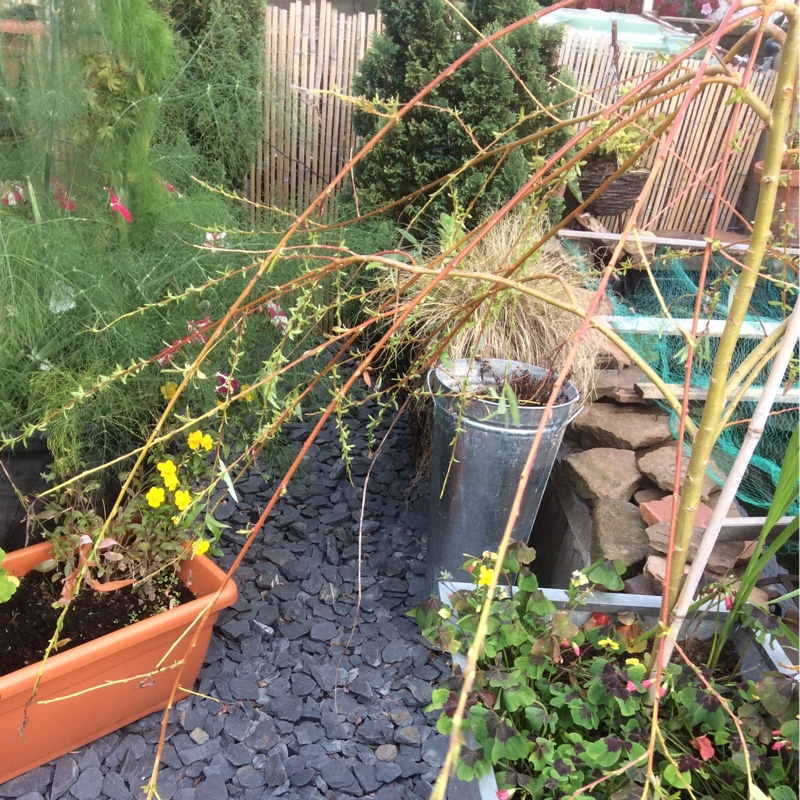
top-left (258, 3), bottom-right (776, 234)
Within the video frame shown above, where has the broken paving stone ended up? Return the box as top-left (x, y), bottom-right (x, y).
top-left (639, 495), bottom-right (714, 528)
top-left (645, 522), bottom-right (750, 574)
top-left (591, 499), bottom-right (649, 569)
top-left (562, 448), bottom-right (642, 504)
top-left (636, 445), bottom-right (718, 501)
top-left (569, 402), bottom-right (674, 451)
top-left (633, 487), bottom-right (667, 505)
top-left (644, 554), bottom-right (690, 591)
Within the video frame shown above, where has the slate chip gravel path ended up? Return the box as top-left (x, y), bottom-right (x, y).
top-left (0, 409), bottom-right (452, 800)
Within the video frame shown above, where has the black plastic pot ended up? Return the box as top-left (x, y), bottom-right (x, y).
top-left (0, 432), bottom-right (50, 552)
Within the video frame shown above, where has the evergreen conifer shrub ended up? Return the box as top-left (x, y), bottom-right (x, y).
top-left (352, 0), bottom-right (573, 228)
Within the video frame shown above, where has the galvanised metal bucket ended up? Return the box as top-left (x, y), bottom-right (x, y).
top-left (425, 359), bottom-right (580, 596)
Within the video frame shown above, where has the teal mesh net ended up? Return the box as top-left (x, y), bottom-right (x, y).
top-left (607, 249), bottom-right (798, 515)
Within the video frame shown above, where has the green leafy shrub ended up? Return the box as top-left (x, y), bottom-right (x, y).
top-left (351, 0), bottom-right (574, 227)
top-left (414, 545), bottom-right (799, 799)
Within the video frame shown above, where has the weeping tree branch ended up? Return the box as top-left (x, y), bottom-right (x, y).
top-left (664, 4), bottom-right (799, 613)
top-left (659, 302), bottom-right (800, 669)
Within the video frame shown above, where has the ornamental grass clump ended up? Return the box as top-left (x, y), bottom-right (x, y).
top-left (413, 543), bottom-right (799, 799)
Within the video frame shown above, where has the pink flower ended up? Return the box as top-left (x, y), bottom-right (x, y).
top-left (204, 231), bottom-right (227, 249)
top-left (497, 791), bottom-right (513, 800)
top-left (161, 180), bottom-right (182, 198)
top-left (157, 339), bottom-right (182, 367)
top-left (105, 187), bottom-right (133, 223)
top-left (573, 643), bottom-right (581, 657)
top-left (266, 301), bottom-right (289, 334)
top-left (772, 740), bottom-right (789, 751)
top-left (216, 372), bottom-right (240, 398)
top-left (0, 180), bottom-right (25, 206)
top-left (725, 592), bottom-right (736, 611)
top-left (187, 316), bottom-right (212, 345)
top-left (626, 681), bottom-right (637, 692)
top-left (701, 2), bottom-right (713, 14)
top-left (641, 679), bottom-right (654, 689)
top-left (51, 177), bottom-right (75, 211)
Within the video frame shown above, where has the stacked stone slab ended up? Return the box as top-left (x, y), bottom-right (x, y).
top-left (554, 398), bottom-right (754, 595)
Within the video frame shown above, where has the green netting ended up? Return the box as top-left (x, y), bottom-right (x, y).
top-left (608, 249), bottom-right (798, 514)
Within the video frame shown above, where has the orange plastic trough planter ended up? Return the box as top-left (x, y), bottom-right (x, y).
top-left (0, 541), bottom-right (238, 784)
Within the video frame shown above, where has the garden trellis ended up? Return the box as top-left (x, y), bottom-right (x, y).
top-left (259, 3), bottom-right (776, 235)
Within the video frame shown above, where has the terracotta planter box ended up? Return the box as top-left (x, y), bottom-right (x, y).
top-left (0, 541), bottom-right (238, 784)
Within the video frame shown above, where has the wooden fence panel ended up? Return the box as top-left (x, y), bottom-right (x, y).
top-left (259, 7), bottom-right (774, 235)
top-left (261, 0), bottom-right (379, 215)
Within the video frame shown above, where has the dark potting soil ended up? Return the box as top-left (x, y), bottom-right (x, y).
top-left (477, 360), bottom-right (572, 406)
top-left (0, 566), bottom-right (194, 676)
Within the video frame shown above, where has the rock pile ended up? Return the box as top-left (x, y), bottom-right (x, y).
top-left (538, 395), bottom-right (759, 595)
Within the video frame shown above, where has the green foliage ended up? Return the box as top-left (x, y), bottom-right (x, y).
top-left (35, 426), bottom-right (228, 601)
top-left (0, 548), bottom-right (19, 603)
top-left (351, 0), bottom-right (573, 227)
top-left (155, 0), bottom-right (264, 189)
top-left (417, 550), bottom-right (799, 799)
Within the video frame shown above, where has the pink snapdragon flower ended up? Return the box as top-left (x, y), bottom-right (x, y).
top-left (216, 372), bottom-right (240, 398)
top-left (105, 187), bottom-right (133, 223)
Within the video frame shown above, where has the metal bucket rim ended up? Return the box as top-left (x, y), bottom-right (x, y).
top-left (429, 358), bottom-right (580, 410)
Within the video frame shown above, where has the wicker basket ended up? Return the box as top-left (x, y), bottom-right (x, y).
top-left (578, 163), bottom-right (649, 217)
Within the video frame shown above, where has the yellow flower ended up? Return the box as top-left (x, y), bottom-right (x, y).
top-left (171, 516), bottom-right (180, 525)
top-left (625, 658), bottom-right (641, 667)
top-left (239, 384), bottom-right (255, 403)
top-left (174, 489), bottom-right (191, 512)
top-left (598, 637), bottom-right (620, 651)
top-left (188, 430), bottom-right (213, 451)
top-left (163, 473), bottom-right (179, 492)
top-left (160, 381), bottom-right (178, 400)
top-left (192, 539), bottom-right (210, 556)
top-left (157, 460), bottom-right (177, 477)
top-left (477, 565), bottom-right (495, 587)
top-left (146, 486), bottom-right (165, 508)
top-left (438, 607), bottom-right (451, 620)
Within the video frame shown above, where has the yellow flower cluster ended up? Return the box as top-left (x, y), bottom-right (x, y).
top-left (157, 460), bottom-right (179, 491)
top-left (187, 430), bottom-right (214, 451)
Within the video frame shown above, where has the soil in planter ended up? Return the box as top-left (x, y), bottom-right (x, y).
top-left (0, 567), bottom-right (195, 675)
top-left (477, 361), bottom-right (572, 406)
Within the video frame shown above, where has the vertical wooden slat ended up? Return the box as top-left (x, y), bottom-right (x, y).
top-left (322, 8), bottom-right (338, 190)
top-left (314, 0), bottom-right (331, 209)
top-left (277, 8), bottom-right (289, 208)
